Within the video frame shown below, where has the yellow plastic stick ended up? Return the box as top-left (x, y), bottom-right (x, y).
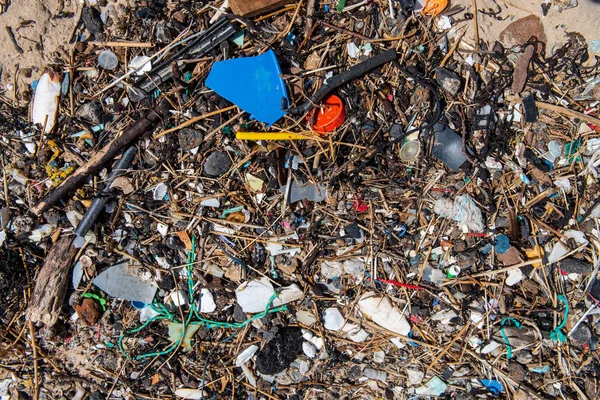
top-left (236, 132), bottom-right (308, 140)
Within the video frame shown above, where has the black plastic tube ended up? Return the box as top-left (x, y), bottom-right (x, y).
top-left (74, 146), bottom-right (138, 238)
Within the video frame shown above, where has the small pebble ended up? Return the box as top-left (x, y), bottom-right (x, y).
top-left (203, 151), bottom-right (232, 177)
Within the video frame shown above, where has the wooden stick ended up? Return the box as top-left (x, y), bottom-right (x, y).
top-left (28, 320), bottom-right (39, 400)
top-left (426, 322), bottom-right (470, 372)
top-left (32, 106), bottom-right (163, 215)
top-left (88, 41), bottom-right (155, 48)
top-left (27, 236), bottom-right (79, 326)
top-left (471, 0), bottom-right (479, 49)
top-left (154, 105), bottom-right (236, 139)
top-left (535, 101), bottom-right (600, 126)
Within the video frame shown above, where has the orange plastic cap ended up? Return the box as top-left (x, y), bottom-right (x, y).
top-left (308, 95), bottom-right (346, 134)
top-left (422, 0), bottom-right (448, 16)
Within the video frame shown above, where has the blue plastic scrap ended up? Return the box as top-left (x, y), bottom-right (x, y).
top-left (206, 50), bottom-right (289, 126)
top-left (481, 379), bottom-right (504, 394)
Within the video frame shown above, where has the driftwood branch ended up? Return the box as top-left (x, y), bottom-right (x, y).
top-left (27, 236), bottom-right (78, 327)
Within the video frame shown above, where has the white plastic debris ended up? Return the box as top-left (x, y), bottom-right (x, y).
top-left (157, 222), bottom-right (169, 236)
top-left (235, 345), bottom-right (259, 366)
top-left (128, 55), bottom-right (152, 76)
top-left (407, 369), bottom-right (424, 386)
top-left (343, 323), bottom-right (370, 342)
top-left (32, 69), bottom-right (61, 133)
top-left (138, 305), bottom-right (159, 322)
top-left (434, 195), bottom-right (485, 232)
top-left (415, 377), bottom-right (448, 396)
top-left (66, 209), bottom-right (84, 228)
top-left (170, 290), bottom-right (189, 307)
top-left (235, 277), bottom-right (303, 313)
top-left (505, 268), bottom-right (524, 286)
top-left (72, 261), bottom-right (84, 289)
top-left (358, 292), bottom-right (411, 335)
top-left (364, 368), bottom-right (387, 383)
top-left (174, 388), bottom-right (207, 399)
top-left (373, 350), bottom-right (385, 363)
top-left (198, 289), bottom-right (216, 313)
top-left (323, 307), bottom-right (345, 331)
top-left (200, 198), bottom-right (220, 207)
top-left (547, 230), bottom-right (588, 263)
top-left (347, 42), bottom-right (360, 58)
top-left (0, 231), bottom-right (5, 247)
top-left (153, 183), bottom-right (168, 200)
top-left (296, 310), bottom-right (317, 326)
top-left (432, 309), bottom-right (458, 324)
top-left (93, 262), bottom-right (157, 304)
top-left (302, 341), bottom-right (317, 358)
top-left (29, 224), bottom-right (52, 242)
top-left (168, 323), bottom-right (200, 350)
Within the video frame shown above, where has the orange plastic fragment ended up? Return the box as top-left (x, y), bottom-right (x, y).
top-left (422, 0), bottom-right (448, 16)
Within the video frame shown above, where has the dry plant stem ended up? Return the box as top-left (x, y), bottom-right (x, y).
top-left (28, 320), bottom-right (39, 400)
top-left (471, 0), bottom-right (479, 49)
top-left (154, 105), bottom-right (237, 139)
top-left (88, 41), bottom-right (155, 47)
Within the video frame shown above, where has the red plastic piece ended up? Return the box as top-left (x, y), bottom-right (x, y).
top-left (308, 95), bottom-right (345, 134)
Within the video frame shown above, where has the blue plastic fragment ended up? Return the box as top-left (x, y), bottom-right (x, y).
top-left (481, 379), bottom-right (504, 394)
top-left (131, 301), bottom-right (147, 309)
top-left (530, 365), bottom-right (551, 374)
top-left (206, 50), bottom-right (289, 127)
top-left (494, 234), bottom-right (511, 254)
top-left (480, 243), bottom-right (493, 254)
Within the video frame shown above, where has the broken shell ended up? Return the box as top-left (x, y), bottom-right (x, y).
top-left (32, 69), bottom-right (61, 134)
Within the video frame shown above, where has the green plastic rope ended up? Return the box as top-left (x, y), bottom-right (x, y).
top-left (500, 317), bottom-right (522, 359)
top-left (550, 295), bottom-right (569, 343)
top-left (118, 236), bottom-right (288, 360)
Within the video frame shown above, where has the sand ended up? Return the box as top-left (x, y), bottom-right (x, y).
top-left (0, 0), bottom-right (79, 98)
top-left (0, 0), bottom-right (599, 102)
top-left (451, 0), bottom-right (600, 54)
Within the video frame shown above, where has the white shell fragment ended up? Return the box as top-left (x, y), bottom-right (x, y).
top-left (323, 307), bottom-right (345, 331)
top-left (198, 289), bottom-right (216, 313)
top-left (236, 345), bottom-right (259, 367)
top-left (358, 292), bottom-right (411, 336)
top-left (235, 277), bottom-right (303, 313)
top-left (174, 388), bottom-right (207, 399)
top-left (32, 69), bottom-right (61, 134)
top-left (128, 55), bottom-right (152, 76)
top-left (302, 342), bottom-right (317, 358)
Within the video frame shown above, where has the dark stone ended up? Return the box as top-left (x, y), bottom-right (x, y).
top-left (255, 327), bottom-right (303, 375)
top-left (89, 391), bottom-right (105, 400)
top-left (233, 304), bottom-right (246, 322)
top-left (390, 123), bottom-right (403, 140)
top-left (344, 223), bottom-right (363, 240)
top-left (507, 362), bottom-right (527, 382)
top-left (570, 323), bottom-right (592, 347)
top-left (435, 67), bottom-right (461, 96)
top-left (560, 258), bottom-right (592, 275)
top-left (347, 365), bottom-right (362, 382)
top-left (81, 7), bottom-right (104, 40)
top-left (178, 128), bottom-right (204, 151)
top-left (76, 101), bottom-right (104, 125)
top-left (203, 151), bottom-right (232, 177)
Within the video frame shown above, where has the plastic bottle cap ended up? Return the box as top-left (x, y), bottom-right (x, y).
top-left (308, 95), bottom-right (345, 134)
top-left (98, 50), bottom-right (119, 70)
top-left (400, 138), bottom-right (421, 162)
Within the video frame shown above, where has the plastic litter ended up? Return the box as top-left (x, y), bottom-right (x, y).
top-left (235, 277), bottom-right (302, 313)
top-left (92, 262), bottom-right (158, 305)
top-left (358, 292), bottom-right (411, 336)
top-left (432, 123), bottom-right (467, 171)
top-left (98, 50), bottom-right (119, 70)
top-left (415, 376), bottom-right (448, 396)
top-left (434, 195), bottom-right (484, 232)
top-left (206, 50), bottom-right (289, 126)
